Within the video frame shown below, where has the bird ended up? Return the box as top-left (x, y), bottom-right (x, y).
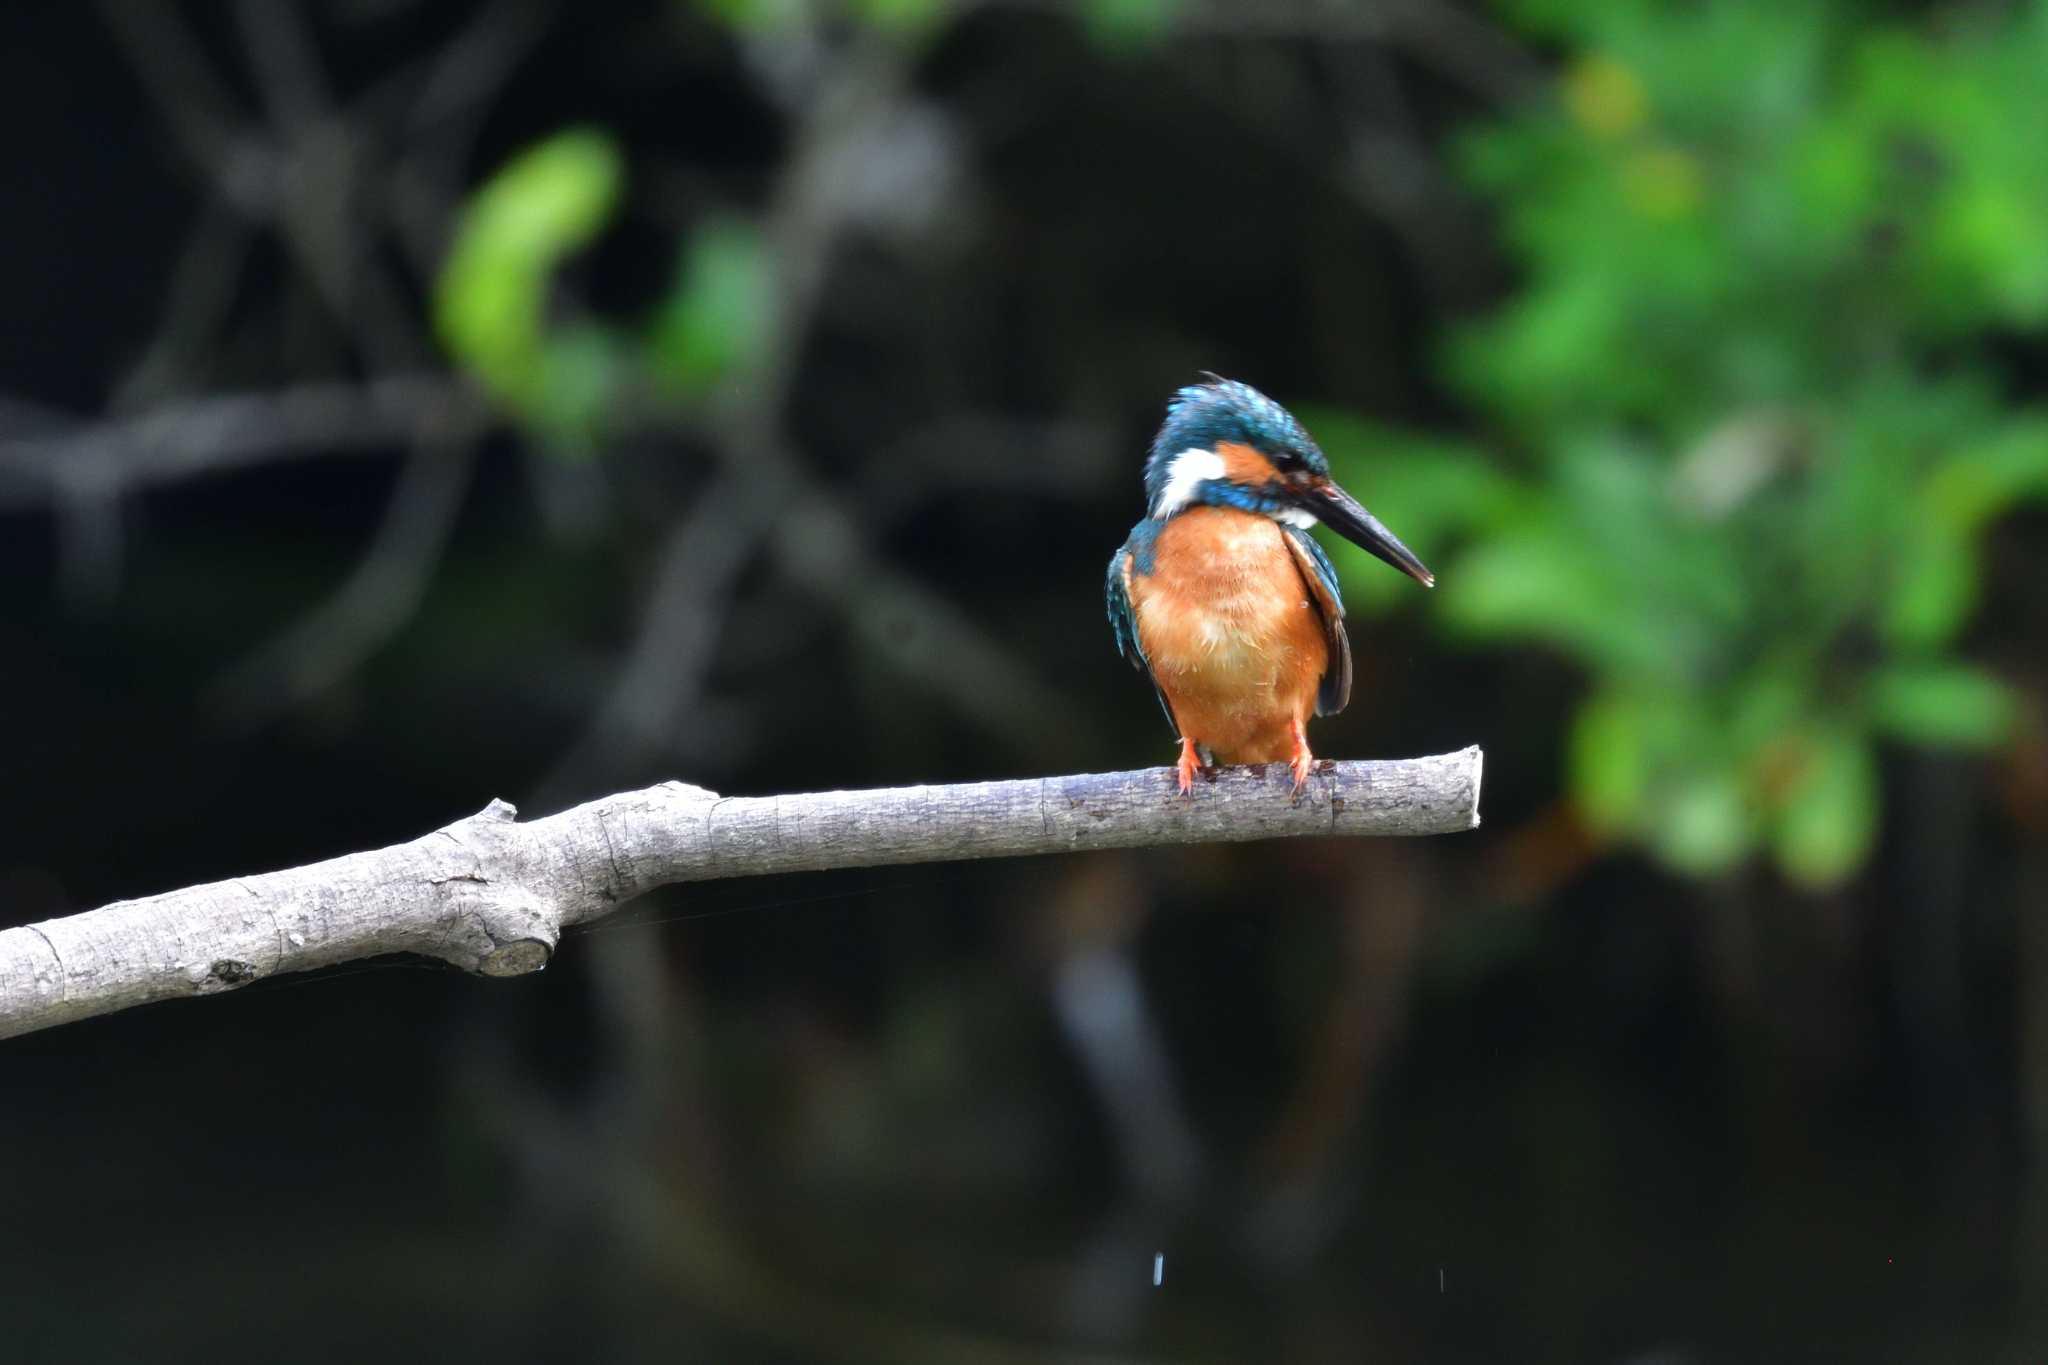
top-left (1106, 376), bottom-right (1435, 796)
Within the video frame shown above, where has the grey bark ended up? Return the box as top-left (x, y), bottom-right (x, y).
top-left (0, 748), bottom-right (1481, 1040)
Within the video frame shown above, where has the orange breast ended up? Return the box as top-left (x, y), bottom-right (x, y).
top-left (1129, 506), bottom-right (1328, 763)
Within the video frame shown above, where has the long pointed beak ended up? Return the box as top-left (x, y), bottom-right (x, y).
top-left (1302, 480), bottom-right (1435, 588)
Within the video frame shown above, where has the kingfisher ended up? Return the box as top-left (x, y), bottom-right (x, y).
top-left (1106, 376), bottom-right (1435, 795)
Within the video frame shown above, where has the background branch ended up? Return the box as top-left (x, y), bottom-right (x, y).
top-left (0, 376), bottom-right (477, 505)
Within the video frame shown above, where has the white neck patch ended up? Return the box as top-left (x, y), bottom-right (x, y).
top-left (1151, 447), bottom-right (1226, 518)
top-left (1151, 446), bottom-right (1320, 528)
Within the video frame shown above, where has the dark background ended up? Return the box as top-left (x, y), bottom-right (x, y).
top-left (4, 2), bottom-right (2045, 1360)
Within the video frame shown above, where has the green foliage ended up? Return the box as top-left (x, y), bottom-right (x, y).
top-left (649, 217), bottom-right (772, 397)
top-left (688, 0), bottom-right (1166, 44)
top-left (850, 0), bottom-right (946, 33)
top-left (440, 132), bottom-right (781, 443)
top-left (1866, 662), bottom-right (2014, 749)
top-left (1078, 0), bottom-right (1182, 52)
top-left (687, 0), bottom-right (809, 32)
top-left (1328, 0), bottom-right (2048, 887)
top-left (686, 0), bottom-right (947, 33)
top-left (435, 129), bottom-right (627, 448)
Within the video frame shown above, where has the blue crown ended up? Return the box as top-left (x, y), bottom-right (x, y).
top-left (1141, 376), bottom-right (1326, 509)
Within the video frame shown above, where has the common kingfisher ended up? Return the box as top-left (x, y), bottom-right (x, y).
top-left (1105, 376), bottom-right (1435, 795)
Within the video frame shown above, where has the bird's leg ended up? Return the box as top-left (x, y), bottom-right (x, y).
top-left (1176, 736), bottom-right (1201, 796)
top-left (1289, 717), bottom-right (1314, 793)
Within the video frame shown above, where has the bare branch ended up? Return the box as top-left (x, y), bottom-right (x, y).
top-left (536, 474), bottom-right (777, 797)
top-left (232, 0), bottom-right (334, 133)
top-left (92, 0), bottom-right (248, 174)
top-left (766, 492), bottom-right (1101, 749)
top-left (105, 0), bottom-right (425, 368)
top-left (645, 20), bottom-right (1091, 755)
top-left (0, 376), bottom-right (482, 506)
top-left (54, 479), bottom-right (125, 608)
top-left (402, 0), bottom-right (554, 138)
top-left (0, 748), bottom-right (1483, 1040)
top-left (384, 0), bottom-right (555, 268)
top-left (112, 189), bottom-right (259, 410)
top-left (205, 428), bottom-right (484, 726)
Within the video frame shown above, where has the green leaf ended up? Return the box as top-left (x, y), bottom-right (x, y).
top-left (1079, 0), bottom-right (1180, 52)
top-left (533, 324), bottom-right (630, 452)
top-left (1923, 419), bottom-right (2048, 530)
top-left (651, 217), bottom-right (772, 394)
top-left (435, 129), bottom-right (624, 412)
top-left (1866, 661), bottom-right (2014, 748)
top-left (1307, 412), bottom-right (1532, 531)
top-left (1771, 729), bottom-right (1878, 889)
top-left (850, 0), bottom-right (943, 33)
top-left (1727, 660), bottom-right (1809, 754)
top-left (1306, 0), bottom-right (2048, 891)
top-left (1439, 528), bottom-right (1679, 677)
top-left (1651, 770), bottom-right (1754, 878)
top-left (690, 0), bottom-right (808, 30)
top-left (1881, 522), bottom-right (1977, 650)
top-left (1569, 689), bottom-right (1652, 835)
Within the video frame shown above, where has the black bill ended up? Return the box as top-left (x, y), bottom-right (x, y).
top-left (1303, 481), bottom-right (1435, 588)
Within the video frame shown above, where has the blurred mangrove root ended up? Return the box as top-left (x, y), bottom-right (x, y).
top-left (0, 749), bottom-right (1482, 1040)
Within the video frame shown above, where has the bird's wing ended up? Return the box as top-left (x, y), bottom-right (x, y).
top-left (1282, 525), bottom-right (1353, 717)
top-left (1106, 543), bottom-right (1182, 737)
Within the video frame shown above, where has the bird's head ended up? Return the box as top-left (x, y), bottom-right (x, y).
top-left (1141, 375), bottom-right (1434, 587)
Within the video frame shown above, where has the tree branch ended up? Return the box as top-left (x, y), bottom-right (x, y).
top-left (0, 749), bottom-right (1482, 1041)
top-left (0, 376), bottom-right (480, 506)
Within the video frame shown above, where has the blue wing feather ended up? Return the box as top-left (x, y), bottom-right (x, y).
top-left (1282, 525), bottom-right (1353, 717)
top-left (1106, 546), bottom-right (1141, 667)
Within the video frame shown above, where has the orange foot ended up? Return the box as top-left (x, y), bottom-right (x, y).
top-left (1176, 736), bottom-right (1201, 796)
top-left (1289, 718), bottom-right (1314, 794)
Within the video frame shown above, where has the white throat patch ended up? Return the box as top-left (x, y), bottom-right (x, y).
top-left (1150, 446), bottom-right (1321, 528)
top-left (1151, 448), bottom-right (1225, 518)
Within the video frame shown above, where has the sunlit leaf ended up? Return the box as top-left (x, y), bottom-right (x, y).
top-left (1309, 413), bottom-right (1530, 529)
top-left (1923, 419), bottom-right (2048, 530)
top-left (1358, 0), bottom-right (2048, 889)
top-left (690, 0), bottom-right (807, 30)
top-left (1078, 0), bottom-right (1179, 52)
top-left (1651, 770), bottom-right (1753, 877)
top-left (1441, 529), bottom-right (1686, 678)
top-left (850, 0), bottom-right (943, 33)
top-left (1866, 661), bottom-right (2014, 748)
top-left (1727, 662), bottom-right (1808, 755)
top-left (1880, 522), bottom-right (1977, 650)
top-left (435, 129), bottom-right (624, 414)
top-left (1621, 145), bottom-right (1703, 220)
top-left (1563, 53), bottom-right (1648, 139)
top-left (651, 216), bottom-right (772, 394)
top-left (1771, 729), bottom-right (1878, 889)
top-left (1569, 690), bottom-right (1650, 834)
top-left (534, 324), bottom-right (630, 452)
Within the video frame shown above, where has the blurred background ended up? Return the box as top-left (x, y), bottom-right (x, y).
top-left (5, 0), bottom-right (2048, 1359)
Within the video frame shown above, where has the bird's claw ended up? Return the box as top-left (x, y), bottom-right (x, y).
top-left (1288, 720), bottom-right (1314, 797)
